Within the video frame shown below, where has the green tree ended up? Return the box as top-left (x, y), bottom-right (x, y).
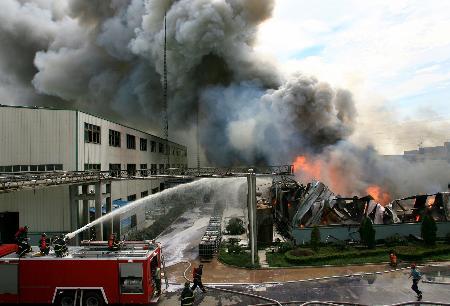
top-left (359, 217), bottom-right (376, 249)
top-left (310, 226), bottom-right (321, 252)
top-left (421, 215), bottom-right (437, 245)
top-left (226, 218), bottom-right (245, 235)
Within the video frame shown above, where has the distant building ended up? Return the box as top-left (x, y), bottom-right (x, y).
top-left (0, 105), bottom-right (188, 243)
top-left (404, 142), bottom-right (450, 163)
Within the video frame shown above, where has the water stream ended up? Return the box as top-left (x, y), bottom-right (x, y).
top-left (65, 177), bottom-right (247, 241)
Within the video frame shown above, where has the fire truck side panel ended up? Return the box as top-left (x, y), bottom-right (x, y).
top-left (0, 243), bottom-right (161, 304)
top-left (18, 259), bottom-right (120, 304)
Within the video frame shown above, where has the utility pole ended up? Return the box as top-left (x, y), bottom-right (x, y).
top-left (247, 169), bottom-right (257, 265)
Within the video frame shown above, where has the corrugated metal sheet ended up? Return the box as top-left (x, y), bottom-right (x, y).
top-left (0, 107), bottom-right (76, 170)
top-left (0, 185), bottom-right (71, 232)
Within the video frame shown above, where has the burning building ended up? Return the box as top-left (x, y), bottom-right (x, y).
top-left (270, 177), bottom-right (450, 243)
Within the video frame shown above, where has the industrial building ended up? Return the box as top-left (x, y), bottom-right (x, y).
top-left (0, 105), bottom-right (188, 244)
top-left (404, 142), bottom-right (450, 162)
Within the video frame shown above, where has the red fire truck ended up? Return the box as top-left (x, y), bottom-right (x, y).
top-left (0, 240), bottom-right (164, 305)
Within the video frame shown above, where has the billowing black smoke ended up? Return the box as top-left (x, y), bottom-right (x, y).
top-left (1, 0), bottom-right (448, 197)
top-left (0, 0), bottom-right (354, 163)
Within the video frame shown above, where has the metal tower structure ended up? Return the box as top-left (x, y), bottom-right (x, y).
top-left (196, 102), bottom-right (200, 172)
top-left (163, 11), bottom-right (170, 167)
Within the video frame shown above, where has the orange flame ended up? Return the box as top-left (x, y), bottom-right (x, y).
top-left (293, 155), bottom-right (321, 180)
top-left (426, 196), bottom-right (435, 207)
top-left (366, 185), bottom-right (392, 205)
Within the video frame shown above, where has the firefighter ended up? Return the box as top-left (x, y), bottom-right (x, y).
top-left (53, 235), bottom-right (68, 257)
top-left (191, 264), bottom-right (206, 293)
top-left (107, 233), bottom-right (120, 251)
top-left (15, 225), bottom-right (31, 257)
top-left (389, 250), bottom-right (397, 268)
top-left (180, 282), bottom-right (194, 306)
top-left (154, 266), bottom-right (161, 296)
top-left (409, 263), bottom-right (422, 300)
top-left (39, 233), bottom-right (50, 256)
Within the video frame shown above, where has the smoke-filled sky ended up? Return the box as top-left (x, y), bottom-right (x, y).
top-left (256, 0), bottom-right (450, 154)
top-left (0, 0), bottom-right (449, 197)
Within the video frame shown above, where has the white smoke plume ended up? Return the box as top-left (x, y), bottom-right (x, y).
top-left (0, 0), bottom-right (448, 197)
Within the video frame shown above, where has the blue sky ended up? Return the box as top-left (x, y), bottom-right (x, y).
top-left (255, 0), bottom-right (450, 153)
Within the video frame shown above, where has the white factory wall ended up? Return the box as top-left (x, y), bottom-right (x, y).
top-left (0, 106), bottom-right (76, 171)
top-left (0, 185), bottom-right (71, 233)
top-left (0, 106), bottom-right (188, 173)
top-left (77, 111), bottom-right (187, 172)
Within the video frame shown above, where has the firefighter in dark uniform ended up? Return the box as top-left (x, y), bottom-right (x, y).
top-left (108, 233), bottom-right (120, 251)
top-left (15, 225), bottom-right (32, 257)
top-left (39, 233), bottom-right (50, 256)
top-left (191, 264), bottom-right (206, 293)
top-left (180, 282), bottom-right (194, 306)
top-left (53, 235), bottom-right (68, 257)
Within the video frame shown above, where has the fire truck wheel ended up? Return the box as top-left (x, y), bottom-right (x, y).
top-left (58, 292), bottom-right (75, 306)
top-left (83, 291), bottom-right (104, 306)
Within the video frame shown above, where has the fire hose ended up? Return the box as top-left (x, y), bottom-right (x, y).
top-left (180, 260), bottom-right (283, 306)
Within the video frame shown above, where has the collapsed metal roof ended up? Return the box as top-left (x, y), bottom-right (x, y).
top-left (270, 177), bottom-right (449, 232)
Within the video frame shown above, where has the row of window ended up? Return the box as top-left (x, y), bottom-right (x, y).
top-left (0, 164), bottom-right (63, 173)
top-left (84, 163), bottom-right (188, 174)
top-left (124, 188), bottom-right (155, 203)
top-left (85, 123), bottom-right (187, 156)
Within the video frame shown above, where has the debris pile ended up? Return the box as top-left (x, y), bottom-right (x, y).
top-left (270, 177), bottom-right (450, 238)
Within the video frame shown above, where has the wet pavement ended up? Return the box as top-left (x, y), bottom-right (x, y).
top-left (160, 264), bottom-right (450, 305)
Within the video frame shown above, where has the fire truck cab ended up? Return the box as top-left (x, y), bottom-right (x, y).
top-left (0, 240), bottom-right (163, 305)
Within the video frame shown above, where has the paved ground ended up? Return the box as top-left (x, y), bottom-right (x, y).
top-left (160, 264), bottom-right (450, 305)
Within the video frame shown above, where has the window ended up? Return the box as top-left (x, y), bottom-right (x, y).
top-left (151, 187), bottom-right (159, 194)
top-left (84, 123), bottom-right (101, 144)
top-left (126, 134), bottom-right (136, 149)
top-left (141, 190), bottom-right (149, 198)
top-left (38, 165), bottom-right (46, 171)
top-left (109, 163), bottom-right (121, 176)
top-left (85, 164), bottom-right (101, 171)
top-left (0, 264), bottom-right (18, 294)
top-left (12, 165), bottom-right (20, 172)
top-left (131, 214), bottom-right (137, 228)
top-left (150, 141), bottom-right (156, 152)
top-left (140, 138), bottom-right (147, 151)
top-left (127, 194), bottom-right (137, 202)
top-left (127, 164), bottom-right (136, 176)
top-left (1, 166), bottom-right (12, 172)
top-left (45, 164), bottom-right (62, 171)
top-left (30, 165), bottom-right (37, 172)
top-left (109, 129), bottom-right (121, 147)
top-left (159, 164), bottom-right (165, 174)
top-left (119, 263), bottom-right (143, 294)
top-left (158, 142), bottom-right (164, 153)
top-left (150, 164), bottom-right (157, 175)
top-left (140, 164), bottom-right (148, 177)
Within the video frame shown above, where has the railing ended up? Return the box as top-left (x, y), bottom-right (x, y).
top-left (0, 165), bottom-right (293, 192)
